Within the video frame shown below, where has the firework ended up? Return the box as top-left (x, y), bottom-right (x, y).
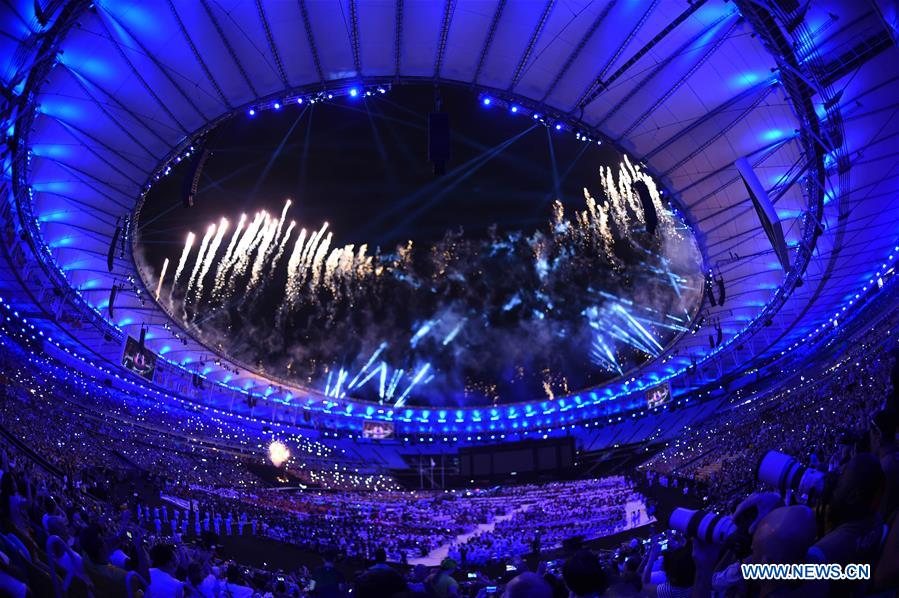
top-left (159, 157), bottom-right (696, 406)
top-left (224, 211), bottom-right (268, 298)
top-left (184, 222), bottom-right (217, 309)
top-left (168, 231), bottom-right (195, 302)
top-left (268, 440), bottom-right (290, 467)
top-left (193, 217), bottom-right (228, 305)
top-left (270, 220), bottom-right (297, 272)
top-left (212, 213), bottom-right (247, 298)
top-left (394, 363), bottom-right (431, 407)
top-left (155, 258), bottom-right (169, 301)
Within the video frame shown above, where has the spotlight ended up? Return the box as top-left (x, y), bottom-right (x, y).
top-left (555, 123), bottom-right (563, 131)
top-left (482, 96), bottom-right (492, 106)
top-left (349, 87), bottom-right (359, 98)
top-left (377, 87), bottom-right (386, 94)
top-left (297, 97), bottom-right (303, 104)
top-left (327, 93), bottom-right (333, 99)
top-left (273, 102), bottom-right (281, 110)
top-left (248, 108), bottom-right (256, 117)
top-left (510, 105), bottom-right (519, 113)
top-left (532, 113), bottom-right (540, 120)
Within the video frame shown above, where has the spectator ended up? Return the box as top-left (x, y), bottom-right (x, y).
top-left (369, 546), bottom-right (392, 572)
top-left (656, 546), bottom-right (694, 598)
top-left (562, 550), bottom-right (607, 598)
top-left (221, 565), bottom-right (253, 598)
top-left (146, 543), bottom-right (183, 598)
top-left (355, 567), bottom-right (408, 598)
top-left (80, 524), bottom-right (149, 598)
top-left (871, 408), bottom-right (899, 519)
top-left (429, 557), bottom-right (459, 597)
top-left (310, 550), bottom-right (346, 597)
top-left (184, 561), bottom-right (217, 597)
top-left (503, 571), bottom-right (553, 598)
top-left (809, 453), bottom-right (886, 595)
top-left (752, 506), bottom-right (817, 596)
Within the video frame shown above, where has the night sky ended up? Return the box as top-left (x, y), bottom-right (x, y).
top-left (137, 85), bottom-right (618, 256)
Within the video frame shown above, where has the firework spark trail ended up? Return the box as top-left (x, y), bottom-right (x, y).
top-left (378, 363), bottom-right (387, 398)
top-left (590, 335), bottom-right (622, 374)
top-left (355, 244), bottom-right (373, 277)
top-left (615, 303), bottom-right (664, 353)
top-left (338, 246), bottom-right (355, 278)
top-left (385, 368), bottom-right (403, 401)
top-left (620, 156), bottom-right (645, 225)
top-left (284, 222), bottom-right (328, 303)
top-left (549, 154), bottom-right (672, 274)
top-left (168, 232), bottom-right (196, 302)
top-left (213, 219), bottom-right (251, 299)
top-left (226, 212), bottom-right (266, 277)
top-left (622, 156), bottom-right (674, 236)
top-left (224, 211), bottom-right (269, 297)
top-left (246, 215), bottom-right (282, 293)
top-left (347, 342), bottom-right (388, 390)
top-left (194, 217), bottom-right (229, 305)
top-left (322, 243), bottom-right (368, 291)
top-left (185, 223), bottom-right (217, 302)
top-left (442, 318), bottom-right (466, 345)
top-left (155, 258), bottom-right (169, 301)
top-left (308, 231), bottom-right (332, 291)
top-left (299, 223), bottom-right (329, 276)
top-left (212, 213), bottom-right (247, 297)
top-left (583, 188), bottom-right (619, 267)
top-left (354, 360), bottom-right (386, 392)
top-left (272, 200), bottom-right (291, 248)
top-left (332, 368), bottom-right (349, 398)
top-left (323, 246), bottom-right (348, 291)
top-left (282, 227), bottom-right (308, 309)
top-left (296, 228), bottom-right (319, 270)
top-left (602, 165), bottom-right (630, 238)
top-left (324, 370), bottom-right (333, 396)
top-left (251, 200), bottom-right (293, 289)
top-left (642, 167), bottom-right (675, 234)
top-left (244, 215), bottom-right (276, 272)
top-left (410, 320), bottom-right (435, 347)
top-left (542, 380), bottom-right (555, 401)
top-left (222, 214), bottom-right (248, 264)
top-left (269, 220), bottom-right (296, 272)
top-left (394, 363), bottom-right (431, 407)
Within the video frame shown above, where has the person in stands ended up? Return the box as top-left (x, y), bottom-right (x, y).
top-left (428, 557), bottom-right (459, 597)
top-left (872, 408), bottom-right (899, 519)
top-left (503, 571), bottom-right (553, 598)
top-left (563, 549), bottom-right (608, 598)
top-left (310, 549), bottom-right (346, 598)
top-left (655, 546), bottom-right (695, 598)
top-left (146, 543), bottom-right (182, 598)
top-left (368, 546), bottom-right (393, 572)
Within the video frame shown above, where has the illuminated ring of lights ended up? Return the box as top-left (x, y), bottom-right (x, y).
top-left (5, 2), bottom-right (836, 438)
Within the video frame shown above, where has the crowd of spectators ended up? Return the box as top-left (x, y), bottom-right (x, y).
top-left (0, 295), bottom-right (897, 595)
top-left (640, 326), bottom-right (893, 514)
top-left (184, 477), bottom-right (646, 567)
top-left (0, 335), bottom-right (392, 494)
top-left (448, 478), bottom-right (644, 565)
